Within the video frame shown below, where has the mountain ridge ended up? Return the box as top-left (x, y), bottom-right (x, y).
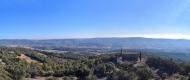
top-left (1, 37), bottom-right (190, 51)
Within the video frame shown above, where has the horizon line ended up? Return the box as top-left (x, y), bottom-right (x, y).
top-left (0, 36), bottom-right (190, 40)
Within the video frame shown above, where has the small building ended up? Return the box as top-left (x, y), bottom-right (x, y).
top-left (122, 53), bottom-right (140, 62)
top-left (116, 49), bottom-right (143, 64)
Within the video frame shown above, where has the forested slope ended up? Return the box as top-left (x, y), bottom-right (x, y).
top-left (0, 47), bottom-right (189, 80)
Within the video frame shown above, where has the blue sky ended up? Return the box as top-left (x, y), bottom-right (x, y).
top-left (1, 0), bottom-right (190, 39)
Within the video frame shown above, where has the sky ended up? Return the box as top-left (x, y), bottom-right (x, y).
top-left (1, 0), bottom-right (190, 39)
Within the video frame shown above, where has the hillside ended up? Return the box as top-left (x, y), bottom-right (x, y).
top-left (0, 47), bottom-right (190, 80)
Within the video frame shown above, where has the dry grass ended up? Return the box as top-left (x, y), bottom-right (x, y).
top-left (17, 54), bottom-right (42, 64)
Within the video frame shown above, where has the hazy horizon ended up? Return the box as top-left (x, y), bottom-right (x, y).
top-left (1, 35), bottom-right (190, 40)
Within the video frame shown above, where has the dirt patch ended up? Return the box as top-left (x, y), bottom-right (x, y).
top-left (17, 54), bottom-right (42, 64)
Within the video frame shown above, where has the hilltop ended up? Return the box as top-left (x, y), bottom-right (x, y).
top-left (0, 47), bottom-right (189, 80)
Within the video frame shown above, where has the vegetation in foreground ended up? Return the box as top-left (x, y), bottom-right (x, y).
top-left (0, 47), bottom-right (189, 80)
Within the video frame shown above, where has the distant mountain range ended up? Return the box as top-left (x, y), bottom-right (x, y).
top-left (1, 37), bottom-right (190, 52)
